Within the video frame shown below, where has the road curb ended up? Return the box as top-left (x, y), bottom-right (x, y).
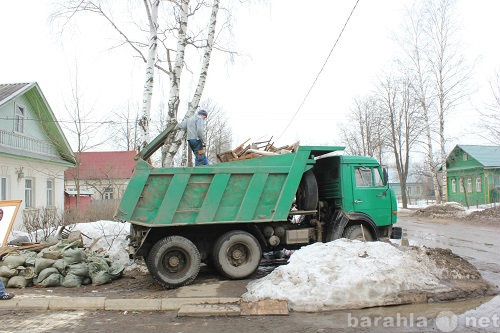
top-left (0, 296), bottom-right (241, 312)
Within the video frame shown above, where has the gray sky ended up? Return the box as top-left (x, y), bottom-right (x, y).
top-left (1, 0), bottom-right (499, 156)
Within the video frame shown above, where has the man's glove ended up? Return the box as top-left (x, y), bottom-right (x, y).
top-left (198, 149), bottom-right (205, 155)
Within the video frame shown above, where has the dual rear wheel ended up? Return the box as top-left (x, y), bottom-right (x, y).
top-left (147, 231), bottom-right (262, 288)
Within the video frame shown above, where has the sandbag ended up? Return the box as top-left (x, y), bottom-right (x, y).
top-left (67, 263), bottom-right (89, 277)
top-left (62, 247), bottom-right (86, 265)
top-left (20, 250), bottom-right (37, 266)
top-left (36, 267), bottom-right (60, 283)
top-left (61, 273), bottom-right (83, 288)
top-left (0, 266), bottom-right (17, 278)
top-left (34, 258), bottom-right (56, 274)
top-left (108, 262), bottom-right (125, 280)
top-left (3, 253), bottom-right (25, 268)
top-left (53, 259), bottom-right (67, 275)
top-left (0, 276), bottom-right (9, 286)
top-left (90, 270), bottom-right (112, 286)
top-left (39, 273), bottom-right (62, 287)
top-left (18, 266), bottom-right (35, 279)
top-left (7, 275), bottom-right (29, 288)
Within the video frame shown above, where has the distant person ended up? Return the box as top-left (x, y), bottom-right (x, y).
top-left (177, 109), bottom-right (209, 166)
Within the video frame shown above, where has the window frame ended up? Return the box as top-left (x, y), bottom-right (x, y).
top-left (0, 176), bottom-right (8, 200)
top-left (25, 178), bottom-right (34, 208)
top-left (15, 103), bottom-right (26, 133)
top-left (451, 179), bottom-right (456, 193)
top-left (46, 179), bottom-right (54, 206)
top-left (475, 177), bottom-right (481, 193)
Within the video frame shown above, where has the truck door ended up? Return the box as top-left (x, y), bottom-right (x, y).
top-left (351, 165), bottom-right (392, 226)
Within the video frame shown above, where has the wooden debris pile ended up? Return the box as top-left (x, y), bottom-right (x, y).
top-left (217, 137), bottom-right (299, 163)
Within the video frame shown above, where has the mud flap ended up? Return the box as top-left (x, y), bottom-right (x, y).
top-left (390, 227), bottom-right (402, 239)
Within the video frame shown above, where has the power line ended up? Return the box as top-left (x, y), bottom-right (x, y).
top-left (277, 0), bottom-right (361, 141)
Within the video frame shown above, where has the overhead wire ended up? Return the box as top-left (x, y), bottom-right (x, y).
top-left (277, 0), bottom-right (361, 141)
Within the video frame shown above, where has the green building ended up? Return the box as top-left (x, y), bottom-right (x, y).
top-left (446, 145), bottom-right (500, 206)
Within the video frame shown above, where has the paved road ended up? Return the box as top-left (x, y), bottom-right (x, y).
top-left (1, 213), bottom-right (499, 333)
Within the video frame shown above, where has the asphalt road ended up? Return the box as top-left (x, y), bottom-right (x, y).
top-left (1, 213), bottom-right (499, 333)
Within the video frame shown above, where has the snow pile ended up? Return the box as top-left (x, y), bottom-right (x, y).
top-left (243, 239), bottom-right (446, 312)
top-left (457, 295), bottom-right (500, 332)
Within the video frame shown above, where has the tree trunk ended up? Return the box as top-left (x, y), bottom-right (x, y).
top-left (138, 0), bottom-right (159, 150)
top-left (162, 0), bottom-right (219, 167)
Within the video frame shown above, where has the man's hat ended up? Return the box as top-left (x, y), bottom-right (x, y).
top-left (198, 110), bottom-right (208, 117)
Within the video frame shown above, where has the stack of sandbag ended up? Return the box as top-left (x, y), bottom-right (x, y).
top-left (0, 239), bottom-right (124, 288)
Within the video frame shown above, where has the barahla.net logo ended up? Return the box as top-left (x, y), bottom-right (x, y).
top-left (347, 311), bottom-right (500, 332)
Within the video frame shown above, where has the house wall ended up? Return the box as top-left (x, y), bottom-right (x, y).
top-left (447, 168), bottom-right (500, 206)
top-left (1, 157), bottom-right (67, 232)
top-left (65, 178), bottom-right (130, 200)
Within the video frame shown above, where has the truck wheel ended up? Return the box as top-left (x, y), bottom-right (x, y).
top-left (146, 236), bottom-right (201, 289)
top-left (343, 225), bottom-right (374, 241)
top-left (212, 231), bottom-right (262, 279)
top-left (296, 170), bottom-right (318, 211)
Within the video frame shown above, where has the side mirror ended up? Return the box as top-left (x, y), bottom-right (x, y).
top-left (383, 167), bottom-right (389, 185)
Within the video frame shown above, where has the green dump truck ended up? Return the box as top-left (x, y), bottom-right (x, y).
top-left (115, 124), bottom-right (400, 288)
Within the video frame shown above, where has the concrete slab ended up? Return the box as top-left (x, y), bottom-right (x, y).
top-left (105, 298), bottom-right (162, 311)
top-left (240, 300), bottom-right (289, 316)
top-left (48, 297), bottom-right (106, 310)
top-left (15, 298), bottom-right (50, 310)
top-left (161, 297), bottom-right (240, 311)
top-left (0, 299), bottom-right (24, 310)
top-left (177, 303), bottom-right (241, 317)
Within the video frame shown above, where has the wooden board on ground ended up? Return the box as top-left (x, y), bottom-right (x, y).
top-left (240, 300), bottom-right (289, 316)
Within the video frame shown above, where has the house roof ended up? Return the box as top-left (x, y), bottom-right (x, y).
top-left (0, 82), bottom-right (75, 165)
top-left (456, 145), bottom-right (500, 167)
top-left (65, 151), bottom-right (137, 180)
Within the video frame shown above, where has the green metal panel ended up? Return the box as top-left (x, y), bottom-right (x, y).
top-left (117, 145), bottom-right (346, 227)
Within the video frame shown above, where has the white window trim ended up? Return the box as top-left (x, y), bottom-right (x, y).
top-left (47, 178), bottom-right (55, 206)
top-left (0, 176), bottom-right (9, 200)
top-left (15, 102), bottom-right (26, 133)
top-left (25, 178), bottom-right (34, 208)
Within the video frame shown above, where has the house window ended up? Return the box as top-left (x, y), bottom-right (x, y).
top-left (15, 104), bottom-right (25, 133)
top-left (0, 176), bottom-right (8, 200)
top-left (463, 153), bottom-right (468, 161)
top-left (451, 179), bottom-right (456, 193)
top-left (46, 179), bottom-right (54, 206)
top-left (459, 178), bottom-right (464, 193)
top-left (476, 177), bottom-right (481, 192)
top-left (25, 178), bottom-right (34, 208)
top-left (104, 187), bottom-right (114, 200)
top-left (467, 178), bottom-right (472, 193)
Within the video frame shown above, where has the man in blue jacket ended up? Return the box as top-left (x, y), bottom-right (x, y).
top-left (178, 109), bottom-right (209, 166)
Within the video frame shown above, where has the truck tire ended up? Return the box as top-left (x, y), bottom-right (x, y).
top-left (296, 170), bottom-right (318, 211)
top-left (212, 230), bottom-right (262, 279)
top-left (146, 236), bottom-right (201, 289)
top-left (343, 225), bottom-right (374, 241)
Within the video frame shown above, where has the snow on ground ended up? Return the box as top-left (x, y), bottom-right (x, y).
top-left (457, 295), bottom-right (500, 332)
top-left (242, 239), bottom-right (448, 312)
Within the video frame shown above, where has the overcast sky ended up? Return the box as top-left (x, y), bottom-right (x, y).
top-left (1, 0), bottom-right (499, 157)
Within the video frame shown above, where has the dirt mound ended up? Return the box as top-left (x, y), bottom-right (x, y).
top-left (461, 206), bottom-right (500, 224)
top-left (412, 202), bottom-right (467, 218)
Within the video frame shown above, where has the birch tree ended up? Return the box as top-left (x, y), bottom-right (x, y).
top-left (378, 73), bottom-right (424, 208)
top-left (425, 0), bottom-right (471, 202)
top-left (54, 0), bottom-right (160, 152)
top-left (161, 0), bottom-right (221, 166)
top-left (398, 0), bottom-right (470, 203)
top-left (398, 1), bottom-right (442, 203)
top-left (480, 71), bottom-right (500, 145)
top-left (340, 96), bottom-right (385, 163)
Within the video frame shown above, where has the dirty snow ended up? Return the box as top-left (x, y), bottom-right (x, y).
top-left (242, 239), bottom-right (450, 311)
